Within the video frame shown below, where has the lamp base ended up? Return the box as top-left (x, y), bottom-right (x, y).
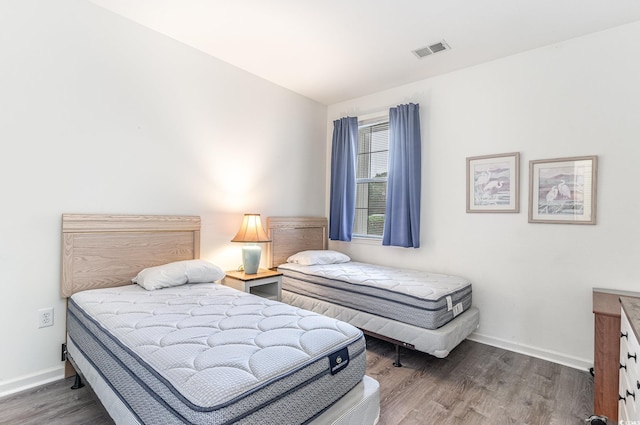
top-left (242, 244), bottom-right (261, 274)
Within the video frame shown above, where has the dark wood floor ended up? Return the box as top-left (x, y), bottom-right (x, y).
top-left (0, 338), bottom-right (593, 425)
top-left (366, 338), bottom-right (593, 425)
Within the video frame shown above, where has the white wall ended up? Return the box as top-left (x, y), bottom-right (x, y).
top-left (327, 22), bottom-right (640, 369)
top-left (0, 0), bottom-right (327, 395)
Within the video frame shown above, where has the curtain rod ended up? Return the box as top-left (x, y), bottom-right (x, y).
top-left (336, 99), bottom-right (420, 121)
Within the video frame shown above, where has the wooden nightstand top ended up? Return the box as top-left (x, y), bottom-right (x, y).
top-left (225, 268), bottom-right (282, 282)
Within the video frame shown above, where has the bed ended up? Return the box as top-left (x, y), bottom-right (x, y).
top-left (61, 214), bottom-right (380, 425)
top-left (266, 216), bottom-right (480, 366)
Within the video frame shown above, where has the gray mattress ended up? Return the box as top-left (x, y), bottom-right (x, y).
top-left (67, 283), bottom-right (366, 425)
top-left (278, 262), bottom-right (472, 330)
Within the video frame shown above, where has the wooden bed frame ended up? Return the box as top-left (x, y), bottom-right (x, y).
top-left (61, 214), bottom-right (201, 297)
top-left (265, 216), bottom-right (328, 268)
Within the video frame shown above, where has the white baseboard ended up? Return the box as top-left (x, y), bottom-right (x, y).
top-left (0, 365), bottom-right (65, 399)
top-left (468, 332), bottom-right (592, 372)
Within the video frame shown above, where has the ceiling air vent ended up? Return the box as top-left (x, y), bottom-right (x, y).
top-left (412, 40), bottom-right (450, 59)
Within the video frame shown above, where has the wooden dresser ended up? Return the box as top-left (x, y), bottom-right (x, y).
top-left (593, 288), bottom-right (640, 421)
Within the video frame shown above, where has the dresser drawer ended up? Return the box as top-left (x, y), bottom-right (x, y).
top-left (620, 369), bottom-right (639, 420)
top-left (622, 310), bottom-right (640, 376)
top-left (621, 306), bottom-right (640, 420)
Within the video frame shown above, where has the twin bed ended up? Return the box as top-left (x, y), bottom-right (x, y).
top-left (62, 214), bottom-right (378, 425)
top-left (62, 214), bottom-right (479, 424)
top-left (266, 217), bottom-right (480, 365)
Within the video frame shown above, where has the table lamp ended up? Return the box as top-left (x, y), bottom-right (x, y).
top-left (231, 213), bottom-right (272, 274)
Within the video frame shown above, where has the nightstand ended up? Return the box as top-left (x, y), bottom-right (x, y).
top-left (223, 269), bottom-right (282, 301)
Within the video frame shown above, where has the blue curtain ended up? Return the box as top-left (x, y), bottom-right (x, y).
top-left (329, 117), bottom-right (358, 241)
top-left (383, 103), bottom-right (421, 248)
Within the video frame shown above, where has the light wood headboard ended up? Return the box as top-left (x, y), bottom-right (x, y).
top-left (266, 217), bottom-right (328, 268)
top-left (61, 214), bottom-right (201, 297)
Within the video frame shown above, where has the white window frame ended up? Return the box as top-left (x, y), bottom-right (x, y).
top-left (353, 113), bottom-right (389, 240)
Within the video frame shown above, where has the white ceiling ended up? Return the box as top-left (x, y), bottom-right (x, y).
top-left (88, 0), bottom-right (640, 105)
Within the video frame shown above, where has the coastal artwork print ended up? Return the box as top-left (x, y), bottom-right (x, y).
top-left (528, 156), bottom-right (597, 224)
top-left (466, 152), bottom-right (519, 213)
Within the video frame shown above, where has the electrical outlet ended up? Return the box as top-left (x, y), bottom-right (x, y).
top-left (38, 307), bottom-right (54, 328)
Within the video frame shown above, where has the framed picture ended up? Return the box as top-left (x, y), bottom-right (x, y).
top-left (528, 155), bottom-right (597, 224)
top-left (466, 152), bottom-right (519, 213)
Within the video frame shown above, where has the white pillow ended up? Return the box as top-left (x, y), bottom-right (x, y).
top-left (132, 259), bottom-right (225, 290)
top-left (286, 250), bottom-right (351, 266)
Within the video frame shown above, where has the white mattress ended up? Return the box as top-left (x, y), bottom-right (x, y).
top-left (67, 338), bottom-right (380, 425)
top-left (278, 262), bottom-right (472, 329)
top-left (283, 290), bottom-right (480, 358)
top-left (67, 283), bottom-right (371, 424)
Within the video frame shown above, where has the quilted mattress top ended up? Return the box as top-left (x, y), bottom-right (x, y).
top-left (279, 261), bottom-right (471, 301)
top-left (70, 283), bottom-right (363, 408)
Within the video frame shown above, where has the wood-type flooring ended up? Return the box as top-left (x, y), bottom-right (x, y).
top-left (0, 338), bottom-right (593, 425)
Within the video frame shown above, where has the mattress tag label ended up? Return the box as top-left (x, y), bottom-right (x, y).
top-left (453, 303), bottom-right (464, 317)
top-left (446, 296), bottom-right (453, 311)
top-left (329, 347), bottom-right (350, 375)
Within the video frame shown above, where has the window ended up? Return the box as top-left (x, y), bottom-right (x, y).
top-left (354, 118), bottom-right (389, 238)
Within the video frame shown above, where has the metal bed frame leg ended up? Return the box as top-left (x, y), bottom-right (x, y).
top-left (71, 374), bottom-right (85, 390)
top-left (393, 344), bottom-right (403, 367)
top-left (361, 329), bottom-right (412, 367)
